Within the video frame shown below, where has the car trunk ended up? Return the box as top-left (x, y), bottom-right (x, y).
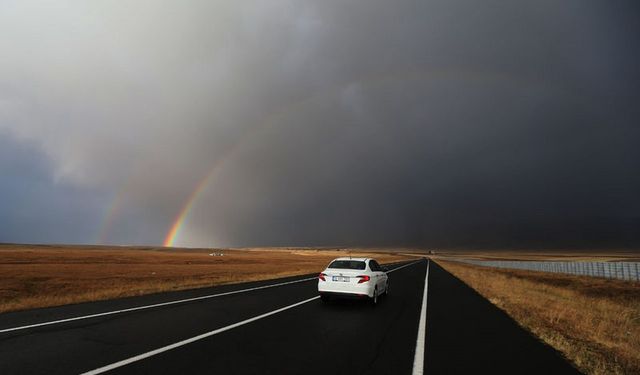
top-left (323, 269), bottom-right (367, 286)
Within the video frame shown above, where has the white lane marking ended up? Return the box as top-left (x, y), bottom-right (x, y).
top-left (0, 277), bottom-right (316, 334)
top-left (1, 260), bottom-right (418, 334)
top-left (387, 260), bottom-right (421, 273)
top-left (80, 296), bottom-right (321, 375)
top-left (412, 259), bottom-right (430, 375)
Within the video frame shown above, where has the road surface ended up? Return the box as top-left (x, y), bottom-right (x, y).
top-left (0, 259), bottom-right (581, 374)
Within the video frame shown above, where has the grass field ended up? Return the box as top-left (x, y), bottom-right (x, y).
top-left (0, 244), bottom-right (416, 313)
top-left (437, 259), bottom-right (640, 375)
top-left (431, 249), bottom-right (640, 262)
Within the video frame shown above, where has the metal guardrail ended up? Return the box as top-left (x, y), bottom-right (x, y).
top-left (451, 259), bottom-right (640, 282)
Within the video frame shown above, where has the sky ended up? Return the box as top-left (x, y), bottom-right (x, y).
top-left (1, 0), bottom-right (639, 249)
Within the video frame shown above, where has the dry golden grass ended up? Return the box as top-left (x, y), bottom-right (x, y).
top-left (437, 259), bottom-right (640, 375)
top-left (0, 244), bottom-right (415, 313)
top-left (432, 249), bottom-right (640, 262)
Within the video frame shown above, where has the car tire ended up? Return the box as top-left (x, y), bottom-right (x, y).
top-left (371, 287), bottom-right (378, 306)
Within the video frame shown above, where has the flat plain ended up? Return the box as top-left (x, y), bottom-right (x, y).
top-left (0, 244), bottom-right (415, 313)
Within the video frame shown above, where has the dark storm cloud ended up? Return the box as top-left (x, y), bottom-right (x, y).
top-left (1, 0), bottom-right (639, 247)
top-left (0, 132), bottom-right (107, 244)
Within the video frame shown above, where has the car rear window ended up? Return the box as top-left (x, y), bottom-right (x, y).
top-left (328, 260), bottom-right (366, 270)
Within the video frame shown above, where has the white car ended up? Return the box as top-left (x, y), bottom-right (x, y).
top-left (318, 257), bottom-right (389, 305)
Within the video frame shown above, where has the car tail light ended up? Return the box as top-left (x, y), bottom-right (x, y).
top-left (319, 273), bottom-right (326, 281)
top-left (357, 275), bottom-right (370, 283)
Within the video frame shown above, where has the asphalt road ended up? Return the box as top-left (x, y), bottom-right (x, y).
top-left (0, 259), bottom-right (581, 374)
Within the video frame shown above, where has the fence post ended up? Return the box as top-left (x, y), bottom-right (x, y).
top-left (625, 263), bottom-right (631, 281)
top-left (584, 262), bottom-right (588, 276)
top-left (616, 263), bottom-right (622, 280)
top-left (608, 263), bottom-right (613, 279)
top-left (586, 262), bottom-right (590, 277)
top-left (623, 263), bottom-right (628, 281)
top-left (585, 262), bottom-right (589, 277)
top-left (598, 263), bottom-right (604, 278)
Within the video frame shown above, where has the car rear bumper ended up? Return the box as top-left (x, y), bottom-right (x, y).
top-left (318, 282), bottom-right (374, 298)
top-left (318, 291), bottom-right (371, 299)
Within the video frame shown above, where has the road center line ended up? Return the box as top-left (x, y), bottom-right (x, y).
top-left (387, 260), bottom-right (421, 273)
top-left (412, 259), bottom-right (430, 375)
top-left (80, 296), bottom-right (321, 375)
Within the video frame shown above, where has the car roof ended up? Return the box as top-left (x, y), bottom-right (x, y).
top-left (332, 257), bottom-right (370, 262)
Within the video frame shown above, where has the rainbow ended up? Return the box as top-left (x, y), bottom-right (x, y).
top-left (159, 88), bottom-right (327, 247)
top-left (97, 194), bottom-right (121, 244)
top-left (96, 170), bottom-right (137, 244)
top-left (163, 166), bottom-right (220, 247)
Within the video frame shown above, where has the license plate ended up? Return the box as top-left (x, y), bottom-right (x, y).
top-left (332, 276), bottom-right (350, 282)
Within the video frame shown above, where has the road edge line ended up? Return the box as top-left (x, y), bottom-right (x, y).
top-left (412, 259), bottom-right (430, 375)
top-left (0, 276), bottom-right (316, 334)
